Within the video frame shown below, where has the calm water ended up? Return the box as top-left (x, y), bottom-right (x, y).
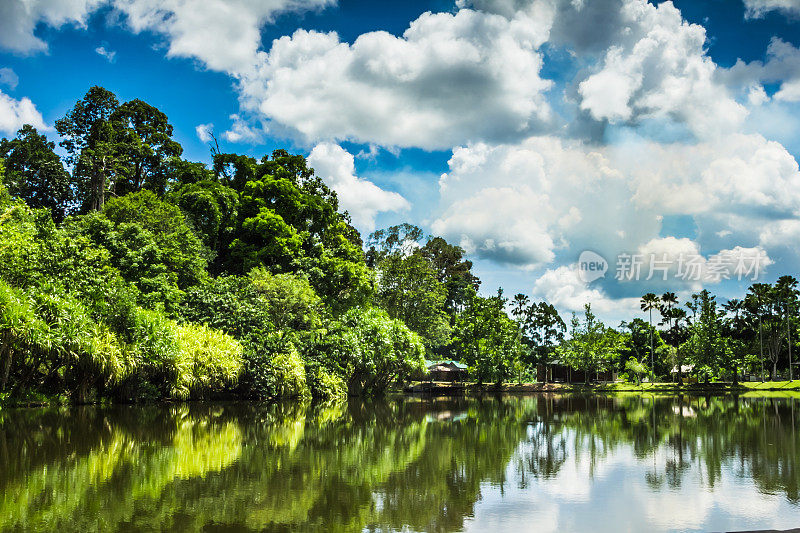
top-left (1, 395), bottom-right (799, 533)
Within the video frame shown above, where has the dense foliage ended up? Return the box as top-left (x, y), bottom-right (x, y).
top-left (0, 87), bottom-right (440, 403)
top-left (2, 86), bottom-right (798, 403)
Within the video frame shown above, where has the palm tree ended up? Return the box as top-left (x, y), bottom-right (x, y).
top-left (660, 292), bottom-right (678, 342)
top-left (641, 293), bottom-right (660, 376)
top-left (511, 293), bottom-right (530, 321)
top-left (746, 284), bottom-right (771, 382)
top-left (776, 276), bottom-right (798, 381)
top-left (723, 298), bottom-right (743, 319)
top-left (661, 292), bottom-right (678, 317)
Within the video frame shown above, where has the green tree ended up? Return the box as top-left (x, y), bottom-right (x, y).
top-left (775, 275), bottom-right (798, 381)
top-left (366, 223), bottom-right (424, 263)
top-left (722, 298), bottom-right (749, 383)
top-left (110, 98), bottom-right (183, 196)
top-left (745, 283), bottom-right (771, 381)
top-left (511, 298), bottom-right (565, 381)
top-left (686, 290), bottom-right (725, 382)
top-left (216, 150), bottom-right (372, 313)
top-left (451, 292), bottom-right (522, 384)
top-left (417, 236), bottom-right (479, 316)
top-left (168, 180), bottom-right (238, 257)
top-left (336, 306), bottom-right (426, 395)
top-left (101, 190), bottom-right (209, 288)
top-left (620, 318), bottom-right (666, 379)
top-left (528, 302), bottom-right (565, 368)
top-left (0, 125), bottom-right (74, 222)
top-left (640, 293), bottom-right (660, 375)
top-left (558, 304), bottom-right (625, 383)
top-left (374, 252), bottom-right (450, 348)
top-left (625, 357), bottom-right (648, 385)
top-left (55, 86), bottom-right (120, 212)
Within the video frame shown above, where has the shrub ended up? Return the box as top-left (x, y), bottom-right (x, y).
top-left (305, 365), bottom-right (346, 401)
top-left (241, 337), bottom-right (309, 400)
top-left (338, 307), bottom-right (426, 395)
top-left (173, 323), bottom-right (243, 399)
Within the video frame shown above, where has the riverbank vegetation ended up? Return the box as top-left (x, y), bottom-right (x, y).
top-left (1, 86), bottom-right (799, 404)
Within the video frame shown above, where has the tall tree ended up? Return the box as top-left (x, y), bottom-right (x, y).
top-left (686, 290), bottom-right (725, 382)
top-left (526, 301), bottom-right (566, 381)
top-left (366, 223), bottom-right (424, 265)
top-left (55, 86), bottom-right (120, 212)
top-left (620, 318), bottom-right (665, 378)
top-left (452, 291), bottom-right (522, 384)
top-left (659, 292), bottom-right (678, 337)
top-left (746, 284), bottom-right (766, 380)
top-left (511, 294), bottom-right (530, 322)
top-left (374, 252), bottom-right (451, 348)
top-left (775, 275), bottom-right (798, 381)
top-left (640, 293), bottom-right (660, 375)
top-left (557, 304), bottom-right (624, 383)
top-left (745, 283), bottom-right (777, 381)
top-left (722, 298), bottom-right (748, 384)
top-left (0, 125), bottom-right (74, 222)
top-left (418, 236), bottom-right (480, 316)
top-left (110, 98), bottom-right (183, 196)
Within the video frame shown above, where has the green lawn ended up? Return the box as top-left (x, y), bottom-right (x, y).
top-left (596, 380), bottom-right (800, 392)
top-left (740, 380), bottom-right (800, 390)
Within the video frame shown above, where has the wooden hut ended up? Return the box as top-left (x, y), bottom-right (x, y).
top-left (426, 360), bottom-right (468, 382)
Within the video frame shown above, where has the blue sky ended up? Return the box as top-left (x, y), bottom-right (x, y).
top-left (1, 0), bottom-right (800, 324)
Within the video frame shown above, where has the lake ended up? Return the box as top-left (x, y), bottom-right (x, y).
top-left (1, 394), bottom-right (798, 532)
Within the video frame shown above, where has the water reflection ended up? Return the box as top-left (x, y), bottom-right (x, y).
top-left (0, 395), bottom-right (798, 532)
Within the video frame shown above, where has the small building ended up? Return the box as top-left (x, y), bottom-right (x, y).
top-left (671, 364), bottom-right (694, 375)
top-left (426, 360), bottom-right (469, 382)
top-left (671, 364), bottom-right (696, 384)
top-left (537, 360), bottom-right (618, 383)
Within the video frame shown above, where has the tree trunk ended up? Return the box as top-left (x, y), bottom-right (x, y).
top-left (649, 308), bottom-right (654, 375)
top-left (788, 315), bottom-right (794, 381)
top-left (0, 340), bottom-right (12, 393)
top-left (77, 378), bottom-right (88, 404)
top-left (759, 317), bottom-right (765, 382)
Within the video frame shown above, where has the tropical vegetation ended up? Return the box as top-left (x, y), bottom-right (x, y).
top-left (2, 86), bottom-right (799, 404)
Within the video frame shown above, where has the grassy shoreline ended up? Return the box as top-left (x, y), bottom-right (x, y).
top-left (403, 380), bottom-right (800, 395)
top-left (5, 380), bottom-right (800, 408)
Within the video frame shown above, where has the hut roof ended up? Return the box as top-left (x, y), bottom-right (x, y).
top-left (426, 360), bottom-right (468, 370)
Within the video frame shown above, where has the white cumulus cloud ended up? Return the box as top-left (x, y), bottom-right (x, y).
top-left (237, 7), bottom-right (555, 149)
top-left (721, 38), bottom-right (800, 103)
top-left (0, 68), bottom-right (19, 90)
top-left (432, 136), bottom-right (658, 269)
top-left (0, 0), bottom-right (103, 53)
top-left (431, 131), bottom-right (799, 275)
top-left (95, 45), bottom-right (117, 63)
top-left (307, 143), bottom-right (409, 232)
top-left (578, 0), bottom-right (746, 140)
top-left (0, 90), bottom-right (48, 135)
top-left (112, 0), bottom-right (333, 73)
top-left (195, 123), bottom-right (214, 143)
top-left (743, 0), bottom-right (800, 18)
top-left (532, 265), bottom-right (639, 316)
top-left (221, 114), bottom-right (266, 143)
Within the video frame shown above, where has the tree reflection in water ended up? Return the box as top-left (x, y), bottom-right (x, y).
top-left (0, 394), bottom-right (798, 532)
